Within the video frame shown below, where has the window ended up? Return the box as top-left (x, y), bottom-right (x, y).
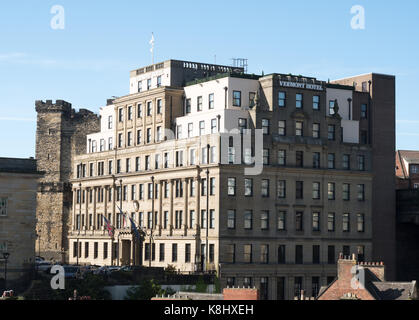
top-left (293, 246), bottom-right (304, 268)
top-left (199, 121), bottom-right (205, 136)
top-left (328, 183), bottom-right (335, 200)
top-left (328, 125), bottom-right (335, 141)
top-left (184, 244), bottom-right (191, 263)
top-left (127, 132), bottom-right (132, 147)
top-left (361, 131), bottom-right (368, 144)
top-left (147, 78), bottom-right (151, 90)
top-left (108, 137), bottom-right (113, 150)
top-left (261, 179), bottom-right (270, 197)
top-left (262, 119), bottom-right (270, 135)
top-left (176, 125), bottom-right (182, 140)
top-left (233, 91), bottom-right (242, 107)
top-left (249, 92), bottom-right (256, 107)
top-left (157, 75), bottom-right (162, 88)
top-left (147, 101), bottom-right (152, 116)
top-left (328, 153), bottom-right (335, 169)
top-left (313, 95), bottom-right (320, 110)
top-left (278, 245), bottom-right (286, 264)
top-left (343, 213), bottom-right (350, 232)
top-left (85, 242), bottom-right (89, 258)
top-left (295, 212), bottom-right (304, 231)
top-left (159, 244), bottom-right (165, 262)
top-left (313, 152), bottom-right (320, 169)
top-left (295, 121), bottom-right (303, 136)
top-left (358, 155), bottom-right (365, 171)
top-left (211, 119), bottom-right (217, 134)
top-left (312, 212), bottom-right (320, 231)
top-left (137, 104), bottom-right (143, 118)
top-left (261, 211), bottom-right (270, 230)
top-left (244, 178), bottom-right (253, 197)
top-left (189, 180), bottom-right (195, 197)
top-left (189, 148), bottom-right (196, 165)
top-left (361, 104), bottom-right (367, 119)
top-left (244, 210), bottom-right (253, 230)
top-left (197, 96), bottom-right (203, 111)
top-left (343, 154), bottom-right (350, 170)
top-left (127, 106), bottom-right (132, 121)
top-left (312, 182), bottom-right (320, 200)
top-left (296, 151), bottom-right (304, 167)
top-left (164, 153), bottom-right (169, 168)
top-left (138, 81), bottom-right (142, 93)
top-left (343, 184), bottom-right (351, 201)
top-left (313, 123), bottom-right (320, 139)
top-left (103, 243), bottom-right (108, 260)
top-left (0, 198), bottom-right (7, 216)
top-left (157, 99), bottom-right (162, 114)
top-left (108, 160), bottom-right (113, 175)
top-left (189, 210), bottom-right (195, 229)
top-left (92, 140), bottom-right (97, 153)
top-left (227, 210), bottom-right (236, 229)
top-left (172, 244), bottom-right (178, 262)
top-left (146, 128), bottom-right (152, 143)
top-left (328, 246), bottom-right (335, 264)
top-left (328, 213), bottom-right (336, 232)
top-left (117, 159), bottom-right (121, 174)
top-left (226, 244), bottom-right (236, 264)
top-left (278, 120), bottom-right (286, 136)
top-left (277, 211), bottom-right (286, 231)
top-left (145, 156), bottom-right (150, 171)
top-left (228, 178), bottom-right (236, 196)
top-left (358, 246), bottom-right (365, 262)
top-left (108, 116), bottom-right (113, 129)
top-left (156, 127), bottom-right (162, 142)
top-left (155, 154), bottom-right (161, 169)
top-left (296, 93), bottom-right (303, 109)
top-left (357, 184), bottom-right (365, 201)
top-left (278, 91), bottom-right (286, 108)
top-left (357, 214), bottom-right (365, 232)
top-left (313, 246), bottom-right (320, 264)
top-left (118, 133), bottom-right (123, 148)
top-left (176, 151), bottom-right (183, 167)
top-left (118, 108), bottom-right (124, 122)
top-left (201, 178), bottom-right (207, 196)
top-left (329, 100), bottom-right (335, 115)
top-left (261, 245), bottom-right (269, 264)
top-left (209, 93), bottom-right (214, 109)
top-left (185, 99), bottom-right (191, 114)
top-left (163, 211), bottom-right (169, 229)
top-left (296, 181), bottom-right (304, 199)
top-left (244, 245), bottom-right (253, 263)
top-left (263, 149), bottom-right (270, 165)
top-left (277, 180), bottom-right (286, 198)
top-left (238, 118), bottom-right (247, 134)
top-left (278, 150), bottom-right (286, 166)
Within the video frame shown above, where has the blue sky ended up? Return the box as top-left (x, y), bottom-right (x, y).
top-left (1, 0), bottom-right (418, 158)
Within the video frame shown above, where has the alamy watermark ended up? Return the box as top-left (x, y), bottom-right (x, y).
top-left (351, 5), bottom-right (365, 30)
top-left (50, 265), bottom-right (65, 290)
top-left (50, 5), bottom-right (65, 30)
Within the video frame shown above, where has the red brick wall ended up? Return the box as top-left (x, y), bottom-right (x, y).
top-left (223, 288), bottom-right (260, 300)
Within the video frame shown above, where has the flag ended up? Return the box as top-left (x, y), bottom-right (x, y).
top-left (149, 33), bottom-right (155, 54)
top-left (103, 216), bottom-right (114, 238)
top-left (129, 216), bottom-right (142, 242)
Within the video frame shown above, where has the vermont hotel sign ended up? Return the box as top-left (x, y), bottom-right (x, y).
top-left (279, 80), bottom-right (324, 91)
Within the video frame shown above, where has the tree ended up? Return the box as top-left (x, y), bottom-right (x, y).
top-left (125, 279), bottom-right (168, 300)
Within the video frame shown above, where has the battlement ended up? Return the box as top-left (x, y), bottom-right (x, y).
top-left (35, 100), bottom-right (72, 114)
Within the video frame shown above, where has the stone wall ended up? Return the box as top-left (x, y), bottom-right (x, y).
top-left (35, 100), bottom-right (100, 262)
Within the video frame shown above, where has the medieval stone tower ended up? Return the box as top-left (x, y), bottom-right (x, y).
top-left (35, 100), bottom-right (100, 262)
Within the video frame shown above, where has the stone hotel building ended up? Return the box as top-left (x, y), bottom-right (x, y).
top-left (35, 59), bottom-right (396, 300)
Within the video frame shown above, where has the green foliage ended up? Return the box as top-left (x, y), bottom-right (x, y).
top-left (165, 264), bottom-right (177, 274)
top-left (214, 277), bottom-right (222, 294)
top-left (195, 276), bottom-right (208, 293)
top-left (125, 279), bottom-right (165, 300)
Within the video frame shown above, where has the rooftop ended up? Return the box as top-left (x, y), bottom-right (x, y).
top-left (0, 157), bottom-right (39, 174)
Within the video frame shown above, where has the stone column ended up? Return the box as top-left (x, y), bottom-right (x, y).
top-left (183, 178), bottom-right (189, 235)
top-left (169, 179), bottom-right (174, 236)
top-left (72, 188), bottom-right (77, 231)
top-left (158, 180), bottom-right (163, 236)
top-left (93, 187), bottom-right (97, 230)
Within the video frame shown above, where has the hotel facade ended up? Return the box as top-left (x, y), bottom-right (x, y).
top-left (35, 59), bottom-right (396, 300)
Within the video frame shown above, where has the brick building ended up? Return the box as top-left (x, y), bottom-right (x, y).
top-left (35, 59), bottom-right (397, 300)
top-left (395, 150), bottom-right (419, 281)
top-left (317, 254), bottom-right (417, 300)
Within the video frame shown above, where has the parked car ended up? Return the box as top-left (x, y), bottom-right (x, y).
top-left (108, 266), bottom-right (121, 273)
top-left (94, 266), bottom-right (111, 275)
top-left (36, 262), bottom-right (52, 273)
top-left (35, 257), bottom-right (45, 264)
top-left (63, 266), bottom-right (80, 279)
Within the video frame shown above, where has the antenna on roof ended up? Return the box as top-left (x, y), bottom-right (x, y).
top-left (231, 58), bottom-right (248, 73)
top-left (149, 32), bottom-right (155, 65)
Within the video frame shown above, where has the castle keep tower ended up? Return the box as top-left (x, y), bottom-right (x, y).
top-left (35, 100), bottom-right (100, 262)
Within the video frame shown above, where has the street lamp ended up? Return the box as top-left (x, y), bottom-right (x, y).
top-left (3, 252), bottom-right (10, 291)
